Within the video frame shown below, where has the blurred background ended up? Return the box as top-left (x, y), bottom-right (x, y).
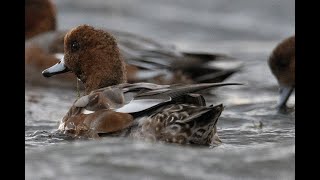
top-left (26, 0), bottom-right (295, 179)
top-left (55, 0), bottom-right (294, 54)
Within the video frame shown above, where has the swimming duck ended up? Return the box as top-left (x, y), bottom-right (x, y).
top-left (268, 36), bottom-right (295, 113)
top-left (25, 0), bottom-right (241, 87)
top-left (25, 0), bottom-right (56, 40)
top-left (42, 25), bottom-right (241, 145)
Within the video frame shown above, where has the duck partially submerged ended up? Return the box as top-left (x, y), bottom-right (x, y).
top-left (268, 36), bottom-right (295, 113)
top-left (42, 25), bottom-right (241, 145)
top-left (58, 82), bottom-right (231, 145)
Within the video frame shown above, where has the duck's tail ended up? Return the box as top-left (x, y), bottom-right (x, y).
top-left (181, 66), bottom-right (242, 83)
top-left (155, 103), bottom-right (224, 145)
top-left (181, 51), bottom-right (233, 62)
top-left (186, 104), bottom-right (224, 145)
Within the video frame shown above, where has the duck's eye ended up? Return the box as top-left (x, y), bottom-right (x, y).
top-left (277, 59), bottom-right (289, 69)
top-left (71, 41), bottom-right (80, 52)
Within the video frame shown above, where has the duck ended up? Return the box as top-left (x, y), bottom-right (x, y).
top-left (268, 36), bottom-right (295, 113)
top-left (25, 0), bottom-right (56, 40)
top-left (25, 0), bottom-right (241, 88)
top-left (42, 25), bottom-right (242, 145)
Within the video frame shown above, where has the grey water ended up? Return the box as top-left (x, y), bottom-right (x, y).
top-left (25, 0), bottom-right (295, 179)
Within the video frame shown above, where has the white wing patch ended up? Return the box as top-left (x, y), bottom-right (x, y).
top-left (82, 109), bottom-right (95, 114)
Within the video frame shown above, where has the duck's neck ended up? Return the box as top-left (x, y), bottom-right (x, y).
top-left (82, 57), bottom-right (127, 94)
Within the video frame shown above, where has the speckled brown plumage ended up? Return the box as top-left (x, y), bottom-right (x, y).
top-left (130, 104), bottom-right (223, 145)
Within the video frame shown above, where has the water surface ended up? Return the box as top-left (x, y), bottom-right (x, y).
top-left (25, 0), bottom-right (295, 179)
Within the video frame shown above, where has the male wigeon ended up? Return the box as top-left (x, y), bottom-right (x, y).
top-left (25, 0), bottom-right (240, 87)
top-left (25, 0), bottom-right (56, 40)
top-left (268, 36), bottom-right (295, 113)
top-left (42, 25), bottom-right (241, 145)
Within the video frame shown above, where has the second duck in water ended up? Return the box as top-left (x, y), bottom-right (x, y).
top-left (268, 36), bottom-right (295, 113)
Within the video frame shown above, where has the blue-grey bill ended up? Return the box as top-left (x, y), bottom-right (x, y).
top-left (42, 57), bottom-right (70, 77)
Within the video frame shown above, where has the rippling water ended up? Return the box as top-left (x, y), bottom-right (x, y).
top-left (25, 0), bottom-right (295, 179)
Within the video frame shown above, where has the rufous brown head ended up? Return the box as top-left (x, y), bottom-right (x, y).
top-left (268, 35), bottom-right (295, 112)
top-left (42, 25), bottom-right (127, 94)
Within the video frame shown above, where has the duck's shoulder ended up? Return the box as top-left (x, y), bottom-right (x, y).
top-left (74, 82), bottom-right (240, 111)
top-left (69, 82), bottom-right (240, 114)
top-left (71, 83), bottom-right (171, 114)
top-left (59, 83), bottom-right (172, 135)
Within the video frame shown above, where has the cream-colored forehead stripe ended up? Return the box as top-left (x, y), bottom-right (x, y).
top-left (54, 53), bottom-right (64, 60)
